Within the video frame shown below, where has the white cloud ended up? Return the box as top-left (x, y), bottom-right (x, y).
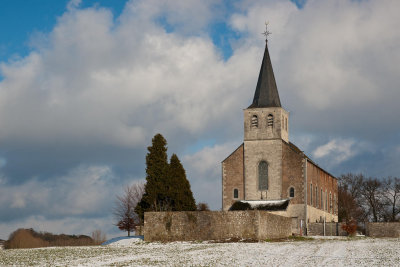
top-left (0, 165), bottom-right (119, 218)
top-left (183, 142), bottom-right (239, 209)
top-left (0, 1), bottom-right (256, 149)
top-left (67, 0), bottom-right (82, 11)
top-left (312, 138), bottom-right (356, 165)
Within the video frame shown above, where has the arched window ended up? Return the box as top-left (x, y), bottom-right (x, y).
top-left (251, 115), bottom-right (258, 128)
top-left (289, 187), bottom-right (295, 198)
top-left (233, 189), bottom-right (239, 199)
top-left (321, 188), bottom-right (323, 209)
top-left (334, 194), bottom-right (336, 214)
top-left (325, 190), bottom-right (328, 210)
top-left (267, 114), bottom-right (274, 127)
top-left (258, 161), bottom-right (268, 190)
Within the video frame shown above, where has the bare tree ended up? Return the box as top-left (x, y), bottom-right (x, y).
top-left (338, 184), bottom-right (364, 222)
top-left (382, 177), bottom-right (400, 221)
top-left (339, 173), bottom-right (366, 222)
top-left (339, 173), bottom-right (365, 201)
top-left (91, 229), bottom-right (107, 245)
top-left (360, 177), bottom-right (384, 222)
top-left (113, 181), bottom-right (145, 236)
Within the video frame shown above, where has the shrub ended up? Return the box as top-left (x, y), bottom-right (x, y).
top-left (197, 202), bottom-right (210, 211)
top-left (341, 220), bottom-right (358, 236)
top-left (4, 229), bottom-right (48, 249)
top-left (4, 228), bottom-right (95, 249)
top-left (91, 229), bottom-right (107, 245)
top-left (229, 201), bottom-right (252, 211)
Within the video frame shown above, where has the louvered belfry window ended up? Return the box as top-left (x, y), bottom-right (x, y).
top-left (251, 115), bottom-right (258, 128)
top-left (267, 114), bottom-right (273, 127)
top-left (258, 161), bottom-right (268, 190)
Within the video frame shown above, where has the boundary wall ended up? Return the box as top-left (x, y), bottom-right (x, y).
top-left (366, 222), bottom-right (400, 237)
top-left (144, 211), bottom-right (291, 241)
top-left (307, 222), bottom-right (346, 236)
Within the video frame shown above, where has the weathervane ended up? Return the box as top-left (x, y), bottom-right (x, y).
top-left (262, 21), bottom-right (271, 40)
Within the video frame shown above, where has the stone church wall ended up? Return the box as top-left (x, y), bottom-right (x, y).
top-left (222, 144), bottom-right (244, 211)
top-left (244, 139), bottom-right (282, 200)
top-left (282, 142), bottom-right (304, 204)
top-left (366, 222), bottom-right (400, 237)
top-left (144, 211), bottom-right (291, 242)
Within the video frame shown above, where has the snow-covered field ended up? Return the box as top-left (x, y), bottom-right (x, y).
top-left (1, 237), bottom-right (399, 266)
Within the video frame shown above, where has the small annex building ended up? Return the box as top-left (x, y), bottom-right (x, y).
top-left (222, 39), bottom-right (338, 235)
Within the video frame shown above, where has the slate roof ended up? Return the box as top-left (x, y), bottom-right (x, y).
top-left (248, 40), bottom-right (281, 108)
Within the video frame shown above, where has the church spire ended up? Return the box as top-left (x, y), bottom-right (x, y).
top-left (248, 39), bottom-right (281, 108)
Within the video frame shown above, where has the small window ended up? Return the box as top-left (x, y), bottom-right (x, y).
top-left (233, 189), bottom-right (239, 199)
top-left (267, 114), bottom-right (274, 127)
top-left (289, 187), bottom-right (295, 198)
top-left (310, 184), bottom-right (313, 205)
top-left (251, 115), bottom-right (258, 128)
top-left (285, 117), bottom-right (288, 130)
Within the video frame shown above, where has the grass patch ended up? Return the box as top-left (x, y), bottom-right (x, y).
top-left (288, 236), bottom-right (314, 241)
top-left (264, 236), bottom-right (314, 242)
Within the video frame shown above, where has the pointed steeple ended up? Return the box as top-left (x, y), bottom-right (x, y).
top-left (248, 40), bottom-right (281, 108)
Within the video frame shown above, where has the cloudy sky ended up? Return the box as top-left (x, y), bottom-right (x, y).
top-left (0, 0), bottom-right (399, 239)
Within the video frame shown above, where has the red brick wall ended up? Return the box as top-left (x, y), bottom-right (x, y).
top-left (306, 161), bottom-right (338, 215)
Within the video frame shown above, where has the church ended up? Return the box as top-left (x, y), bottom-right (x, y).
top-left (222, 39), bottom-right (338, 234)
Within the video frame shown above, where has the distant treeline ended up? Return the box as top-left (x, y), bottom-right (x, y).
top-left (4, 228), bottom-right (97, 249)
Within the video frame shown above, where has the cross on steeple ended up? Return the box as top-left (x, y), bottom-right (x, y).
top-left (262, 22), bottom-right (271, 40)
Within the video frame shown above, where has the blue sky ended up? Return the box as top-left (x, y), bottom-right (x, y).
top-left (0, 0), bottom-right (399, 240)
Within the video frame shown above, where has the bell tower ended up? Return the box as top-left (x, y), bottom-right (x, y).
top-left (243, 39), bottom-right (289, 201)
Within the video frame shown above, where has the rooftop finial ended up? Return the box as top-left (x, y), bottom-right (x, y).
top-left (262, 21), bottom-right (271, 41)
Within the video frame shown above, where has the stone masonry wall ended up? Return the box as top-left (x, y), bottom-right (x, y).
top-left (222, 144), bottom-right (244, 211)
top-left (366, 222), bottom-right (400, 237)
top-left (308, 222), bottom-right (347, 236)
top-left (144, 211), bottom-right (291, 242)
top-left (244, 107), bottom-right (288, 143)
top-left (244, 139), bottom-right (282, 200)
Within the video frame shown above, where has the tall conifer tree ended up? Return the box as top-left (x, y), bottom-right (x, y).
top-left (168, 154), bottom-right (196, 211)
top-left (135, 134), bottom-right (169, 220)
top-left (135, 134), bottom-right (197, 221)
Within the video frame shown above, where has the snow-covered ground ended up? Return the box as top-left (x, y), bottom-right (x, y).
top-left (0, 237), bottom-right (399, 266)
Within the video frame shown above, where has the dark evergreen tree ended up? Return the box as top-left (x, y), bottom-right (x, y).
top-left (135, 134), bottom-right (170, 220)
top-left (168, 154), bottom-right (196, 211)
top-left (135, 134), bottom-right (197, 221)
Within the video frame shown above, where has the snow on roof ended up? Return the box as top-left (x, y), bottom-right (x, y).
top-left (241, 199), bottom-right (289, 208)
